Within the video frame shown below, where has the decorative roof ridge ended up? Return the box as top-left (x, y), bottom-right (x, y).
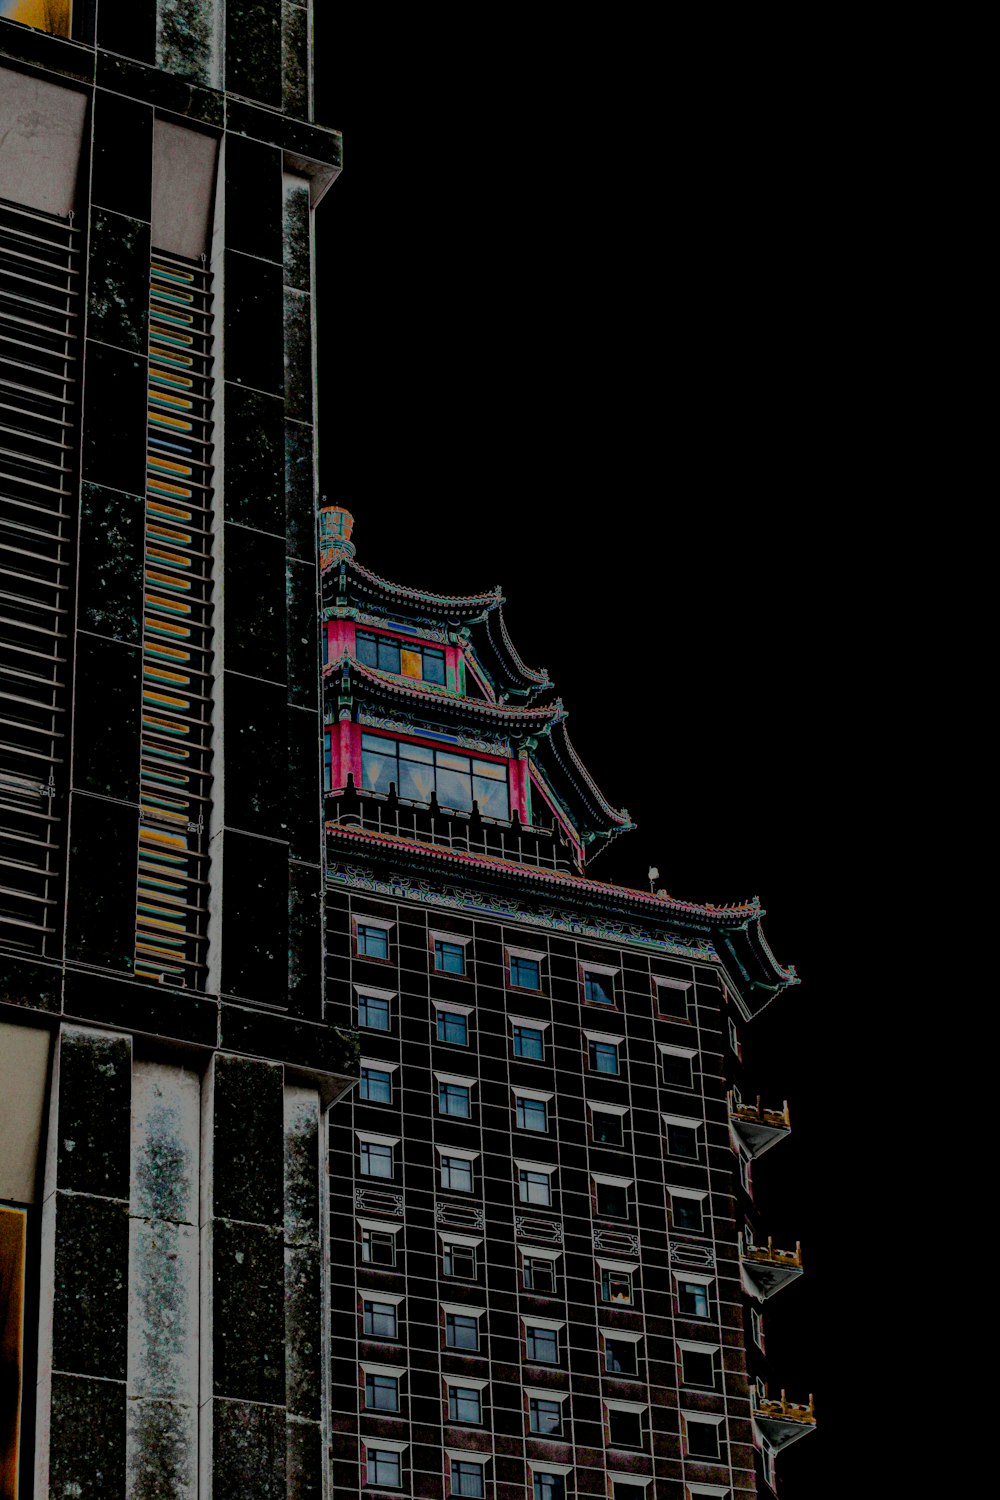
top-left (323, 653), bottom-right (558, 723)
top-left (548, 717), bottom-right (632, 828)
top-left (486, 605), bottom-right (552, 688)
top-left (347, 558), bottom-right (502, 612)
top-left (324, 820), bottom-right (773, 926)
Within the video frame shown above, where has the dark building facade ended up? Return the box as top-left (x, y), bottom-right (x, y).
top-left (0, 3), bottom-right (356, 1497)
top-left (0, 6), bottom-right (814, 1499)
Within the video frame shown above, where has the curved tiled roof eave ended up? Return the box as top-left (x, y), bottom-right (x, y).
top-left (345, 558), bottom-right (502, 616)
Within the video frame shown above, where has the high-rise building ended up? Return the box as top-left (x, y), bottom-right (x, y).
top-left (319, 507), bottom-right (815, 1500)
top-left (1, 4), bottom-right (357, 1498)
top-left (0, 7), bottom-right (815, 1500)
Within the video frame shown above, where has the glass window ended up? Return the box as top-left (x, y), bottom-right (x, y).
top-left (439, 1082), bottom-right (471, 1118)
top-left (751, 1306), bottom-right (765, 1349)
top-left (592, 1109), bottom-right (624, 1146)
top-left (678, 1281), bottom-right (710, 1318)
top-left (525, 1325), bottom-right (559, 1363)
top-left (356, 922), bottom-right (390, 959)
top-left (367, 1447), bottom-right (402, 1488)
top-left (363, 1300), bottom-right (398, 1338)
top-left (360, 1140), bottom-right (393, 1178)
top-left (667, 1122), bottom-right (699, 1159)
top-left (608, 1408), bottom-right (643, 1448)
top-left (601, 1268), bottom-right (633, 1305)
top-left (435, 939), bottom-right (466, 974)
top-left (510, 954), bottom-right (541, 989)
top-left (365, 1372), bottom-right (400, 1411)
top-left (604, 1337), bottom-right (638, 1376)
top-left (661, 1051), bottom-right (694, 1088)
top-left (445, 1312), bottom-right (480, 1351)
top-left (533, 1477), bottom-right (565, 1500)
top-left (513, 1023), bottom-right (544, 1060)
top-left (436, 1008), bottom-right (469, 1046)
top-left (686, 1418), bottom-right (721, 1459)
top-left (523, 1255), bottom-right (556, 1293)
top-left (358, 993), bottom-right (391, 1030)
top-left (452, 1459), bottom-right (486, 1499)
top-left (583, 969), bottom-right (614, 1004)
top-left (655, 980), bottom-right (689, 1019)
top-left (589, 1040), bottom-right (620, 1075)
top-left (357, 630), bottom-right (445, 684)
top-left (448, 1385), bottom-right (482, 1423)
top-left (360, 1067), bottom-right (393, 1104)
top-left (612, 1484), bottom-right (647, 1500)
top-left (672, 1195), bottom-right (703, 1232)
top-left (529, 1397), bottom-right (563, 1435)
top-left (443, 1242), bottom-right (477, 1279)
top-left (516, 1096), bottom-right (548, 1133)
top-left (361, 1228), bottom-right (396, 1266)
top-left (595, 1181), bottom-right (628, 1218)
top-left (440, 1155), bottom-right (474, 1193)
top-left (518, 1168), bottom-right (552, 1206)
top-left (681, 1346), bottom-right (716, 1388)
top-left (361, 733), bottom-right (509, 818)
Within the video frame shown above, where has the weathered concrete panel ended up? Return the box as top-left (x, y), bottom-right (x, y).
top-left (132, 1061), bottom-right (201, 1225)
top-left (126, 1396), bottom-right (198, 1500)
top-left (56, 1026), bottom-right (132, 1199)
top-left (128, 1218), bottom-right (200, 1400)
top-left (211, 1398), bottom-right (286, 1500)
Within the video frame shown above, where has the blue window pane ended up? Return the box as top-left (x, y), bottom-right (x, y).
top-left (526, 1327), bottom-right (558, 1363)
top-left (436, 1010), bottom-right (469, 1045)
top-left (358, 994), bottom-right (390, 1030)
top-left (356, 632), bottom-right (378, 667)
top-left (434, 940), bottom-right (466, 975)
top-left (436, 765), bottom-right (473, 810)
top-left (363, 1301), bottom-right (397, 1337)
top-left (360, 1068), bottom-right (392, 1103)
top-left (518, 1170), bottom-right (551, 1206)
top-left (679, 1281), bottom-right (710, 1317)
top-left (590, 1041), bottom-right (619, 1075)
top-left (534, 1478), bottom-right (565, 1500)
top-left (446, 1313), bottom-right (479, 1350)
top-left (668, 1125), bottom-right (698, 1159)
top-left (369, 1449), bottom-right (401, 1487)
top-left (439, 1083), bottom-right (471, 1118)
top-left (472, 770), bottom-right (509, 819)
top-left (360, 1142), bottom-right (393, 1178)
top-left (422, 648), bottom-right (446, 685)
top-left (357, 924), bottom-right (389, 959)
top-left (440, 1156), bottom-right (474, 1192)
top-left (376, 637), bottom-right (401, 673)
top-left (584, 970), bottom-right (613, 1004)
top-left (365, 1373), bottom-right (399, 1411)
top-left (513, 1025), bottom-right (544, 1060)
top-left (516, 1097), bottom-right (548, 1133)
top-left (510, 955), bottom-right (540, 989)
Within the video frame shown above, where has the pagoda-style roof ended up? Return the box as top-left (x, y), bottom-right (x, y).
top-left (322, 654), bottom-right (558, 730)
top-left (470, 603), bottom-right (553, 699)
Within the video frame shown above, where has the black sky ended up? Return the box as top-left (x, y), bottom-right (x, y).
top-left (308, 29), bottom-right (900, 1498)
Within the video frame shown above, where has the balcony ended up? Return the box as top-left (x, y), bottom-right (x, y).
top-left (752, 1385), bottom-right (816, 1456)
top-left (728, 1088), bottom-right (791, 1159)
top-left (739, 1233), bottom-right (803, 1301)
top-left (325, 777), bottom-right (580, 874)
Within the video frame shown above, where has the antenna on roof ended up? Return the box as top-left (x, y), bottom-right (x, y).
top-left (648, 866), bottom-right (659, 893)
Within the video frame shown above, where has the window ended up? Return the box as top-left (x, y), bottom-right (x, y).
top-left (659, 1045), bottom-right (696, 1088)
top-left (677, 1279), bottom-right (711, 1318)
top-left (364, 1444), bottom-right (403, 1489)
top-left (357, 629), bottom-right (446, 684)
top-left (591, 1106), bottom-right (625, 1146)
top-left (442, 1239), bottom-right (478, 1280)
top-left (509, 952), bottom-right (542, 989)
top-left (436, 1007), bottom-right (470, 1046)
top-left (600, 1265), bottom-right (634, 1305)
top-left (439, 1080), bottom-right (472, 1118)
top-left (525, 1323), bottom-right (561, 1364)
top-left (588, 1036), bottom-right (621, 1075)
top-left (358, 991), bottom-right (392, 1030)
top-left (522, 1251), bottom-right (557, 1293)
top-left (361, 733), bottom-right (510, 817)
top-left (664, 1115), bottom-right (699, 1159)
top-left (529, 1396), bottom-right (563, 1435)
top-left (684, 1415), bottom-right (722, 1460)
top-left (738, 1148), bottom-right (752, 1194)
top-left (445, 1310), bottom-right (481, 1351)
top-left (594, 1177), bottom-right (630, 1219)
top-left (365, 1371), bottom-right (400, 1411)
top-left (360, 1140), bottom-right (394, 1179)
top-left (439, 1153), bottom-right (475, 1193)
top-left (434, 938), bottom-right (467, 975)
top-left (356, 921), bottom-right (390, 960)
top-left (515, 1094), bottom-right (549, 1133)
top-left (751, 1306), bottom-right (765, 1350)
top-left (451, 1457), bottom-right (486, 1498)
top-left (612, 1480), bottom-right (650, 1499)
top-left (582, 965), bottom-right (616, 1004)
top-left (447, 1385), bottom-right (483, 1424)
top-left (512, 1020), bottom-right (546, 1060)
top-left (360, 1066), bottom-right (394, 1104)
top-left (603, 1334), bottom-right (639, 1376)
top-left (518, 1166), bottom-right (553, 1207)
top-left (669, 1189), bottom-right (705, 1233)
top-left (728, 1016), bottom-right (741, 1056)
top-left (363, 1299), bottom-right (399, 1339)
top-left (654, 975), bottom-right (690, 1019)
top-left (532, 1470), bottom-right (567, 1500)
top-left (361, 1225), bottom-right (398, 1266)
top-left (607, 1404), bottom-right (645, 1449)
top-left (680, 1343), bottom-right (718, 1389)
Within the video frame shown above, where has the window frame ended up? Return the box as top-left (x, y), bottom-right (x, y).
top-left (598, 1255), bottom-right (638, 1306)
top-left (442, 1301), bottom-right (485, 1353)
top-left (435, 1002), bottom-right (473, 1047)
top-left (361, 1292), bottom-right (403, 1340)
top-left (355, 983), bottom-right (395, 1032)
top-left (437, 1145), bottom-right (479, 1195)
top-left (580, 959), bottom-right (619, 1007)
top-left (362, 1362), bottom-right (403, 1413)
top-left (516, 1158), bottom-right (556, 1208)
top-left (356, 627), bottom-right (447, 684)
top-left (510, 1014), bottom-right (549, 1062)
top-left (354, 914), bottom-right (394, 963)
top-left (592, 1171), bottom-right (633, 1221)
top-left (360, 731), bottom-right (511, 818)
top-left (585, 1029), bottom-right (623, 1076)
top-left (658, 1042), bottom-right (698, 1089)
top-left (610, 1477), bottom-right (653, 1499)
top-left (445, 1375), bottom-right (487, 1426)
top-left (530, 1462), bottom-right (572, 1500)
top-left (525, 1387), bottom-right (567, 1437)
top-left (440, 1231), bottom-right (481, 1281)
top-left (653, 973), bottom-right (692, 1020)
top-left (359, 1216), bottom-right (402, 1267)
top-left (668, 1186), bottom-right (707, 1234)
top-left (446, 1449), bottom-right (491, 1500)
top-left (357, 1130), bottom-right (398, 1180)
top-left (588, 1100), bottom-right (628, 1147)
top-left (601, 1327), bottom-right (642, 1378)
top-left (683, 1411), bottom-right (724, 1462)
top-left (605, 1398), bottom-right (648, 1451)
top-left (361, 1438), bottom-right (407, 1491)
top-left (514, 1086), bottom-right (553, 1135)
top-left (507, 945), bottom-right (545, 992)
top-left (436, 1071), bottom-right (476, 1120)
top-left (678, 1339), bottom-right (719, 1391)
top-left (662, 1112), bottom-right (701, 1161)
top-left (519, 1243), bottom-right (561, 1294)
top-left (675, 1273), bottom-right (713, 1320)
top-left (523, 1316), bottom-right (564, 1366)
top-left (359, 1060), bottom-right (397, 1106)
top-left (432, 930), bottom-right (471, 977)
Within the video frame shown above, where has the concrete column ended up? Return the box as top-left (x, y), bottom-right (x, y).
top-left (284, 1086), bottom-right (326, 1499)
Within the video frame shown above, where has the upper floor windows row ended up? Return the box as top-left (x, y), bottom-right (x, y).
top-left (361, 734), bottom-right (510, 819)
top-left (356, 630), bottom-right (446, 684)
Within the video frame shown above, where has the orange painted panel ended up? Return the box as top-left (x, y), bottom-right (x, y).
top-left (0, 1206), bottom-right (27, 1500)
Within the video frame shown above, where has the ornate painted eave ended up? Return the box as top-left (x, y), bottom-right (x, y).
top-left (466, 604), bottom-right (553, 699)
top-left (323, 822), bottom-right (798, 1013)
top-left (325, 556), bottom-right (504, 622)
top-left (531, 717), bottom-right (634, 847)
top-left (322, 654), bottom-right (559, 729)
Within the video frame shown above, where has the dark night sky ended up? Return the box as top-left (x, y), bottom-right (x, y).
top-left (309, 29), bottom-right (903, 1498)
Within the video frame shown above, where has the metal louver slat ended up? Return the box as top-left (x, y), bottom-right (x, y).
top-left (0, 199), bottom-right (76, 957)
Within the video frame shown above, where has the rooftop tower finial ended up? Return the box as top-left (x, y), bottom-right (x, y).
top-left (319, 501), bottom-right (355, 569)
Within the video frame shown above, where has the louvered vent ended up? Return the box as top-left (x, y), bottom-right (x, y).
top-left (133, 252), bottom-right (215, 987)
top-left (0, 199), bottom-right (78, 957)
